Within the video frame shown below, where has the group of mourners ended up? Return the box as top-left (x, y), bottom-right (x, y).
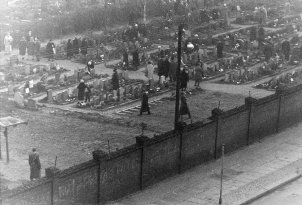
top-left (18, 31), bottom-right (41, 61)
top-left (66, 37), bottom-right (95, 59)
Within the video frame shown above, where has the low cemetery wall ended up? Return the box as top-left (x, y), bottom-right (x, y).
top-left (3, 84), bottom-right (302, 204)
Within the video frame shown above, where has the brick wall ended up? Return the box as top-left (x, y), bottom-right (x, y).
top-left (182, 121), bottom-right (216, 170)
top-left (4, 85), bottom-right (302, 204)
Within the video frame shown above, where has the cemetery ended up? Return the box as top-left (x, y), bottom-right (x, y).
top-left (0, 60), bottom-right (69, 90)
top-left (254, 66), bottom-right (302, 91)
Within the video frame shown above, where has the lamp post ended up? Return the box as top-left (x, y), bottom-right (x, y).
top-left (174, 24), bottom-right (195, 130)
top-left (174, 24), bottom-right (183, 130)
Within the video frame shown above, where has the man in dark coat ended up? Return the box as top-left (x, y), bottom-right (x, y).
top-left (19, 37), bottom-right (27, 60)
top-left (179, 92), bottom-right (191, 120)
top-left (157, 57), bottom-right (165, 81)
top-left (73, 37), bottom-right (79, 55)
top-left (46, 40), bottom-right (55, 61)
top-left (132, 49), bottom-right (140, 67)
top-left (217, 41), bottom-right (224, 59)
top-left (139, 91), bottom-right (151, 115)
top-left (66, 39), bottom-right (73, 59)
top-left (29, 148), bottom-right (41, 181)
top-left (81, 38), bottom-right (88, 55)
top-left (169, 56), bottom-right (177, 82)
top-left (123, 49), bottom-right (129, 68)
top-left (84, 84), bottom-right (91, 103)
top-left (77, 80), bottom-right (86, 101)
top-left (180, 67), bottom-right (189, 91)
top-left (282, 40), bottom-right (291, 61)
top-left (163, 56), bottom-right (170, 79)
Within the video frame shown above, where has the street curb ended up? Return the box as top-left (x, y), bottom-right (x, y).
top-left (239, 174), bottom-right (302, 205)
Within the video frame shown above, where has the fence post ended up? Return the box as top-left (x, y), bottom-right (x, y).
top-left (45, 167), bottom-right (60, 205)
top-left (136, 136), bottom-right (149, 190)
top-left (276, 88), bottom-right (283, 133)
top-left (211, 109), bottom-right (223, 159)
top-left (92, 150), bottom-right (109, 204)
top-left (245, 97), bottom-right (256, 145)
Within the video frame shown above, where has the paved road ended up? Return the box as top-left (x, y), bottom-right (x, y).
top-left (251, 177), bottom-right (302, 205)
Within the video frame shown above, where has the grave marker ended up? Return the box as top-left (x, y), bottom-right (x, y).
top-left (47, 89), bottom-right (53, 102)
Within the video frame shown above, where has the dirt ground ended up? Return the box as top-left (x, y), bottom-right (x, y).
top-left (0, 97), bottom-right (149, 190)
top-left (0, 89), bottom-right (246, 190)
top-left (122, 89), bottom-right (246, 132)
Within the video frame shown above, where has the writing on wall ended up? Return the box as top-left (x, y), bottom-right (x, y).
top-left (56, 167), bottom-right (98, 201)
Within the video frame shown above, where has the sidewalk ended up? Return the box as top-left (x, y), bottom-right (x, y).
top-left (107, 122), bottom-right (302, 205)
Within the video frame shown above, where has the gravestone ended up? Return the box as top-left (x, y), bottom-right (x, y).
top-left (119, 87), bottom-right (125, 97)
top-left (0, 72), bottom-right (4, 81)
top-left (124, 85), bottom-right (129, 96)
top-left (160, 76), bottom-right (165, 85)
top-left (100, 79), bottom-right (106, 90)
top-left (68, 88), bottom-right (73, 97)
top-left (225, 73), bottom-right (230, 82)
top-left (14, 92), bottom-right (24, 107)
top-left (113, 90), bottom-right (118, 101)
top-left (133, 86), bottom-right (139, 99)
top-left (72, 88), bottom-right (78, 97)
top-left (29, 80), bottom-right (34, 88)
top-left (47, 89), bottom-right (53, 102)
top-left (25, 65), bottom-right (31, 75)
top-left (93, 79), bottom-right (99, 89)
top-left (99, 90), bottom-right (104, 102)
top-left (55, 73), bottom-right (61, 82)
top-left (90, 69), bottom-right (96, 76)
top-left (61, 91), bottom-right (69, 102)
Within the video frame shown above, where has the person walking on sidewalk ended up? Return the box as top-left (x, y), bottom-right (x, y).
top-left (29, 148), bottom-right (41, 181)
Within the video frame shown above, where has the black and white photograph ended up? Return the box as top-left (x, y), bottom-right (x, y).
top-left (1, 0), bottom-right (302, 204)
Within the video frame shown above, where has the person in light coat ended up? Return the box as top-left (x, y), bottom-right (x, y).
top-left (145, 61), bottom-right (154, 82)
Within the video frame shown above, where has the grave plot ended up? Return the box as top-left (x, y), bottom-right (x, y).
top-left (39, 72), bottom-right (172, 111)
top-left (0, 62), bottom-right (69, 90)
top-left (254, 67), bottom-right (302, 91)
top-left (116, 98), bottom-right (167, 116)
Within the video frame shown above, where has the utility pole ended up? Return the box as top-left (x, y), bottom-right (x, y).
top-left (174, 24), bottom-right (183, 130)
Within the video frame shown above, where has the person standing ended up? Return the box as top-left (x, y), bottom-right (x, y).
top-left (169, 56), bottom-right (177, 82)
top-left (4, 32), bottom-right (13, 55)
top-left (66, 39), bottom-right (73, 59)
top-left (180, 67), bottom-right (189, 91)
top-left (27, 37), bottom-right (35, 60)
top-left (77, 79), bottom-right (86, 101)
top-left (34, 37), bottom-right (41, 61)
top-left (194, 62), bottom-right (204, 87)
top-left (28, 148), bottom-right (41, 181)
top-left (132, 48), bottom-right (140, 67)
top-left (179, 92), bottom-right (191, 121)
top-left (139, 91), bottom-right (151, 115)
top-left (123, 49), bottom-right (129, 68)
top-left (87, 58), bottom-right (95, 74)
top-left (282, 40), bottom-right (291, 61)
top-left (84, 84), bottom-right (91, 103)
top-left (46, 40), bottom-right (55, 61)
top-left (157, 57), bottom-right (164, 81)
top-left (81, 38), bottom-right (88, 55)
top-left (163, 56), bottom-right (170, 80)
top-left (145, 61), bottom-right (154, 83)
top-left (217, 41), bottom-right (224, 59)
top-left (19, 36), bottom-right (27, 60)
top-left (73, 37), bottom-right (79, 55)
